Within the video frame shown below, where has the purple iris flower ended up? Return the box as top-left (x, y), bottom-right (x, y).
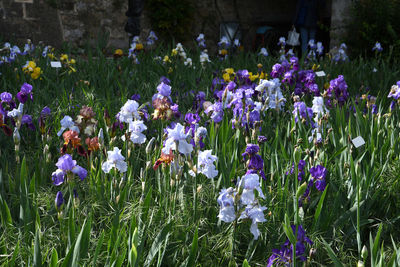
top-left (257, 135), bottom-right (267, 144)
top-left (267, 224), bottom-right (313, 266)
top-left (271, 63), bottom-right (284, 78)
top-left (56, 154), bottom-right (77, 171)
top-left (371, 104), bottom-right (378, 114)
top-left (225, 81), bottom-right (236, 91)
top-left (293, 102), bottom-right (313, 124)
top-left (185, 113), bottom-right (200, 125)
top-left (243, 144), bottom-right (259, 158)
top-left (41, 106), bottom-right (51, 116)
top-left (310, 165), bottom-right (327, 191)
top-left (282, 70), bottom-right (295, 85)
top-left (286, 160), bottom-right (306, 181)
top-left (157, 82), bottom-right (171, 97)
top-left (21, 114), bottom-right (36, 130)
top-left (328, 75), bottom-right (349, 106)
top-left (390, 101), bottom-right (396, 111)
top-left (52, 170), bottom-right (65, 186)
top-left (55, 191), bottom-right (64, 210)
top-left (53, 154), bottom-right (87, 184)
top-left (193, 91), bottom-right (206, 112)
top-left (131, 94), bottom-right (141, 101)
top-left (16, 83), bottom-right (33, 104)
top-left (0, 92), bottom-right (12, 103)
top-left (159, 76), bottom-right (171, 85)
top-left (290, 56), bottom-right (299, 71)
top-left (248, 154), bottom-right (263, 170)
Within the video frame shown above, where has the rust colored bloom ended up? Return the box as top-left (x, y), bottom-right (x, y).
top-left (61, 130), bottom-right (86, 156)
top-left (0, 113), bottom-right (12, 136)
top-left (63, 130), bottom-right (81, 147)
top-left (86, 137), bottom-right (100, 152)
top-left (153, 150), bottom-right (174, 170)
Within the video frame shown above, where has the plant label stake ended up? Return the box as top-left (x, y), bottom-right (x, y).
top-left (352, 136), bottom-right (365, 148)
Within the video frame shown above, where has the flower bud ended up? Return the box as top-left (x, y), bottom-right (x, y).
top-left (13, 128), bottom-right (20, 145)
top-left (361, 245), bottom-right (368, 261)
top-left (146, 137), bottom-right (155, 154)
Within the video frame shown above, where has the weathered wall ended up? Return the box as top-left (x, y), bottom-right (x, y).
top-left (329, 0), bottom-right (351, 48)
top-left (0, 0), bottom-right (338, 50)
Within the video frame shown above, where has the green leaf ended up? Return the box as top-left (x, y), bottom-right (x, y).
top-left (313, 185), bottom-right (329, 230)
top-left (33, 229), bottom-right (42, 267)
top-left (50, 248), bottom-right (58, 267)
top-left (129, 244), bottom-right (138, 267)
top-left (0, 194), bottom-right (12, 227)
top-left (186, 227), bottom-right (198, 267)
top-left (71, 216), bottom-right (92, 266)
top-left (283, 214), bottom-right (296, 246)
top-left (242, 259), bottom-right (251, 267)
top-left (144, 222), bottom-right (172, 266)
top-left (9, 240), bottom-right (20, 267)
top-left (93, 230), bottom-right (105, 266)
top-left (321, 237), bottom-right (344, 267)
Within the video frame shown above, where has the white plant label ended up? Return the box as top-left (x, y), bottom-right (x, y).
top-left (352, 136), bottom-right (365, 148)
top-left (316, 71), bottom-right (326, 77)
top-left (50, 61), bottom-right (62, 68)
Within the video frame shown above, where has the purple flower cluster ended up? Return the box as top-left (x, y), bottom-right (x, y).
top-left (309, 165), bottom-right (327, 191)
top-left (51, 154), bottom-right (87, 186)
top-left (17, 83), bottom-right (33, 104)
top-left (242, 144), bottom-right (265, 180)
top-left (292, 102), bottom-right (313, 125)
top-left (267, 224), bottom-right (313, 266)
top-left (286, 160), bottom-right (306, 181)
top-left (327, 75), bottom-right (349, 106)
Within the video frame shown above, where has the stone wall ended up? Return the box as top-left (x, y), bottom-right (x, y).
top-left (0, 0), bottom-right (340, 50)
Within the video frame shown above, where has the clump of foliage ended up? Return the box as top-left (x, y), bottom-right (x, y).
top-left (346, 0), bottom-right (400, 57)
top-left (146, 0), bottom-right (194, 42)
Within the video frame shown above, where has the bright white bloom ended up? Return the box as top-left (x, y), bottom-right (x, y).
top-left (146, 31), bottom-right (158, 45)
top-left (128, 120), bottom-right (147, 144)
top-left (184, 57), bottom-right (192, 67)
top-left (316, 42), bottom-right (324, 55)
top-left (218, 36), bottom-right (230, 47)
top-left (162, 123), bottom-right (193, 155)
top-left (196, 33), bottom-right (205, 42)
top-left (388, 84), bottom-right (400, 100)
top-left (7, 103), bottom-right (24, 119)
top-left (256, 79), bottom-right (286, 110)
top-left (197, 150), bottom-right (218, 179)
top-left (239, 204), bottom-right (267, 240)
top-left (308, 39), bottom-right (316, 49)
top-left (57, 115), bottom-right (80, 136)
top-left (195, 126), bottom-right (207, 139)
top-left (372, 42), bottom-right (383, 52)
top-left (286, 48), bottom-right (295, 57)
top-left (217, 188), bottom-right (236, 222)
top-left (234, 39), bottom-right (240, 47)
top-left (119, 100), bottom-right (140, 123)
top-left (102, 147), bottom-right (128, 173)
top-left (200, 51), bottom-right (211, 65)
top-left (238, 173), bottom-right (265, 205)
top-left (259, 47), bottom-right (268, 56)
top-left (312, 96), bottom-right (328, 117)
top-left (278, 37), bottom-right (286, 46)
